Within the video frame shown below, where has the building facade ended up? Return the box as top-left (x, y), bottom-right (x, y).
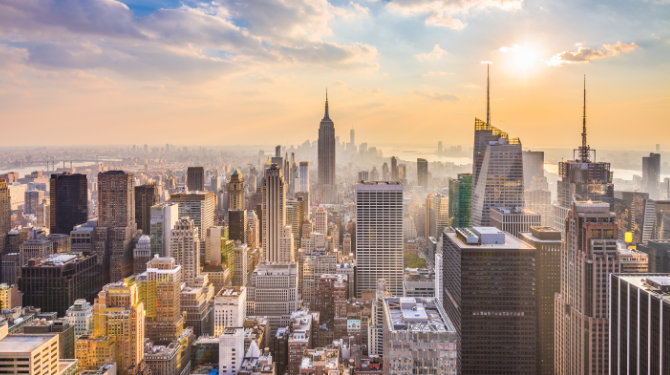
top-left (441, 227), bottom-right (537, 374)
top-left (355, 182), bottom-right (403, 297)
top-left (554, 201), bottom-right (619, 375)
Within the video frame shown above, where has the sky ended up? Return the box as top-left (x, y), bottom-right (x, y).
top-left (0, 0), bottom-right (669, 149)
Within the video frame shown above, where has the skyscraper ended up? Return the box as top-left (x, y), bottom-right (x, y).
top-left (317, 92), bottom-right (336, 203)
top-left (261, 164), bottom-right (287, 262)
top-left (24, 190), bottom-right (43, 216)
top-left (555, 201), bottom-right (619, 375)
top-left (441, 227), bottom-right (537, 374)
top-left (144, 256), bottom-right (184, 345)
top-left (88, 281), bottom-right (146, 374)
top-left (522, 150), bottom-right (544, 191)
top-left (49, 173), bottom-right (88, 235)
top-left (519, 226), bottom-right (561, 375)
top-left (448, 173), bottom-right (472, 228)
top-left (169, 191), bottom-right (215, 254)
top-left (228, 169), bottom-right (245, 211)
top-left (416, 158), bottom-right (428, 187)
top-left (613, 191), bottom-right (656, 244)
top-left (96, 170), bottom-right (138, 283)
top-left (0, 178), bottom-right (10, 253)
top-left (169, 218), bottom-right (200, 286)
top-left (213, 286), bottom-right (246, 336)
top-left (553, 78), bottom-right (613, 233)
top-left (134, 183), bottom-right (159, 235)
top-left (314, 205), bottom-right (328, 235)
top-left (390, 156), bottom-right (399, 182)
top-left (279, 225), bottom-right (294, 262)
top-left (232, 242), bottom-right (248, 287)
top-left (149, 202), bottom-right (179, 257)
top-left (355, 182), bottom-right (403, 297)
top-left (286, 198), bottom-right (305, 249)
top-left (609, 274), bottom-right (670, 374)
top-left (187, 166), bottom-right (205, 192)
top-left (246, 210), bottom-right (259, 250)
top-left (19, 252), bottom-right (100, 316)
top-left (228, 209), bottom-right (247, 244)
top-left (470, 126), bottom-right (524, 226)
top-left (132, 234), bottom-right (151, 274)
top-left (246, 262), bottom-right (298, 334)
top-left (642, 152), bottom-right (661, 199)
top-left (472, 64), bottom-right (499, 185)
top-left (298, 161), bottom-right (310, 193)
top-left (490, 207), bottom-right (541, 238)
top-left (525, 175), bottom-right (552, 226)
top-left (99, 171), bottom-right (135, 228)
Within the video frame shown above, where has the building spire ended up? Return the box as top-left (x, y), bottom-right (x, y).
top-left (486, 64), bottom-right (491, 126)
top-left (579, 75), bottom-right (591, 162)
top-left (323, 88), bottom-right (330, 120)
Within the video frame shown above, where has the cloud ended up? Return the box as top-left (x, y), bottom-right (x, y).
top-left (547, 41), bottom-right (638, 66)
top-left (414, 90), bottom-right (459, 101)
top-left (416, 44), bottom-right (447, 61)
top-left (279, 42), bottom-right (378, 70)
top-left (0, 0), bottom-right (378, 80)
top-left (387, 0), bottom-right (522, 30)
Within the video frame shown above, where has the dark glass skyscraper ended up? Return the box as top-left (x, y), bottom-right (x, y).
top-left (49, 173), bottom-right (88, 235)
top-left (441, 227), bottom-right (537, 374)
top-left (610, 274), bottom-right (670, 374)
top-left (96, 170), bottom-right (137, 283)
top-left (187, 166), bottom-right (205, 191)
top-left (134, 183), bottom-right (159, 235)
top-left (642, 152), bottom-right (661, 199)
top-left (520, 226), bottom-right (561, 375)
top-left (19, 252), bottom-right (100, 316)
top-left (0, 178), bottom-right (10, 253)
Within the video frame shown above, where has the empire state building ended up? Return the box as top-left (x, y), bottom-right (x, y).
top-left (318, 91), bottom-right (336, 202)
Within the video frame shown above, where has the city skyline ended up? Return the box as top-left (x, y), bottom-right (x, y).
top-left (0, 1), bottom-right (669, 148)
top-left (1, 2), bottom-right (670, 374)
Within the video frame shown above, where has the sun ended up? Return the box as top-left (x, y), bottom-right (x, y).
top-left (498, 43), bottom-right (545, 77)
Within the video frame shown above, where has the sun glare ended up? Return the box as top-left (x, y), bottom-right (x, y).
top-left (499, 43), bottom-right (546, 78)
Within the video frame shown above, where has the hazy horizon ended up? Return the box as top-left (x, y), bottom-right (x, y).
top-left (1, 0), bottom-right (669, 149)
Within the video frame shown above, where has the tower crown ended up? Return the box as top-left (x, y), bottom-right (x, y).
top-left (322, 89), bottom-right (331, 122)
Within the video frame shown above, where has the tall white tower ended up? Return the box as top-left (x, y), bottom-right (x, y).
top-left (355, 181), bottom-right (404, 297)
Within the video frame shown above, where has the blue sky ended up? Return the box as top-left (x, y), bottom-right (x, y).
top-left (0, 0), bottom-right (668, 147)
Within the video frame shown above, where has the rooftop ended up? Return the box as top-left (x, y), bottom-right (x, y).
top-left (356, 181), bottom-right (403, 191)
top-left (520, 226), bottom-right (562, 242)
top-left (26, 252), bottom-right (91, 267)
top-left (491, 207), bottom-right (538, 215)
top-left (451, 227), bottom-right (534, 250)
top-left (615, 274), bottom-right (670, 303)
top-left (0, 334), bottom-right (55, 353)
top-left (383, 297), bottom-right (455, 334)
top-left (216, 286), bottom-right (245, 298)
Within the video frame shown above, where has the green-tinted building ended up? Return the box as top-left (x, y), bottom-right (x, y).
top-left (448, 173), bottom-right (472, 228)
